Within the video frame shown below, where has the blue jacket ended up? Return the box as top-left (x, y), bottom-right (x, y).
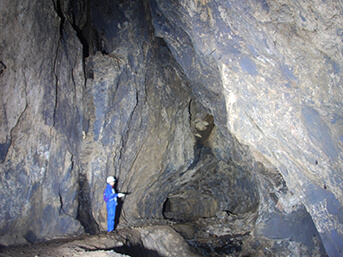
top-left (103, 184), bottom-right (119, 206)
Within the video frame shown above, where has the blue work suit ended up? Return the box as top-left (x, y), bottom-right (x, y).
top-left (103, 184), bottom-right (119, 232)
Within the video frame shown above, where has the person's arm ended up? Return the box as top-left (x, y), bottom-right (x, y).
top-left (113, 192), bottom-right (125, 198)
top-left (103, 187), bottom-right (112, 202)
top-left (111, 192), bottom-right (125, 199)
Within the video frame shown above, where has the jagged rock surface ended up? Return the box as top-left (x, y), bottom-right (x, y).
top-left (0, 0), bottom-right (342, 256)
top-left (0, 0), bottom-right (85, 244)
top-left (149, 0), bottom-right (343, 256)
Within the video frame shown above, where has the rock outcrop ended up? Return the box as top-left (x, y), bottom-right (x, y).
top-left (0, 0), bottom-right (342, 256)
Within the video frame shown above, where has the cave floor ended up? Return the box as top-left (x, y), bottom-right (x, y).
top-left (0, 232), bottom-right (128, 257)
top-left (0, 230), bottom-right (252, 257)
top-left (0, 215), bottom-right (256, 257)
top-left (0, 213), bottom-right (324, 257)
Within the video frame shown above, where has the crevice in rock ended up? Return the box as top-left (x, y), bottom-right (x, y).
top-left (58, 191), bottom-right (64, 215)
top-left (52, 44), bottom-right (59, 128)
top-left (51, 0), bottom-right (93, 132)
top-left (52, 0), bottom-right (65, 40)
top-left (63, 0), bottom-right (105, 59)
top-left (52, 0), bottom-right (92, 58)
top-left (51, 0), bottom-right (87, 128)
top-left (70, 22), bottom-right (92, 59)
top-left (58, 189), bottom-right (74, 218)
top-left (51, 0), bottom-right (62, 128)
top-left (187, 99), bottom-right (193, 125)
top-left (0, 61), bottom-right (6, 76)
top-left (118, 89), bottom-right (139, 171)
top-left (162, 198), bottom-right (172, 220)
top-left (67, 1), bottom-right (93, 58)
top-left (76, 173), bottom-right (99, 235)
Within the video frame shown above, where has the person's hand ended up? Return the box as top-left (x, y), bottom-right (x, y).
top-left (118, 193), bottom-right (125, 198)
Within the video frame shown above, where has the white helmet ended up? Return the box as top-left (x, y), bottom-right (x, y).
top-left (106, 176), bottom-right (115, 184)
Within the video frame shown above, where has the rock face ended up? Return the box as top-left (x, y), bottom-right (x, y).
top-left (0, 0), bottom-right (342, 256)
top-left (0, 0), bottom-right (85, 244)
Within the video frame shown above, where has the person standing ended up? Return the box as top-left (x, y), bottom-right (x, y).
top-left (103, 176), bottom-right (125, 232)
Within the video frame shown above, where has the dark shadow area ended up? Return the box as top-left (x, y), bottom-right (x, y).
top-left (76, 174), bottom-right (99, 234)
top-left (0, 139), bottom-right (10, 163)
top-left (0, 60), bottom-right (6, 75)
top-left (23, 230), bottom-right (37, 244)
top-left (162, 197), bottom-right (172, 220)
top-left (187, 233), bottom-right (249, 257)
top-left (112, 244), bottom-right (164, 257)
top-left (113, 180), bottom-right (124, 230)
top-left (79, 237), bottom-right (164, 257)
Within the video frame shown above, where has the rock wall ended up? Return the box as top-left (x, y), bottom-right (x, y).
top-left (0, 0), bottom-right (85, 244)
top-left (0, 0), bottom-right (342, 256)
top-left (149, 0), bottom-right (343, 255)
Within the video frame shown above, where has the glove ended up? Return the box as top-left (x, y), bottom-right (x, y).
top-left (118, 193), bottom-right (125, 198)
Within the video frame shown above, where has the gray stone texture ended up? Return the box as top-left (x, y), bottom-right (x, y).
top-left (0, 0), bottom-right (342, 256)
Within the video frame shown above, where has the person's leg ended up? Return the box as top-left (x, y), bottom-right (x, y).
top-left (107, 204), bottom-right (115, 232)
